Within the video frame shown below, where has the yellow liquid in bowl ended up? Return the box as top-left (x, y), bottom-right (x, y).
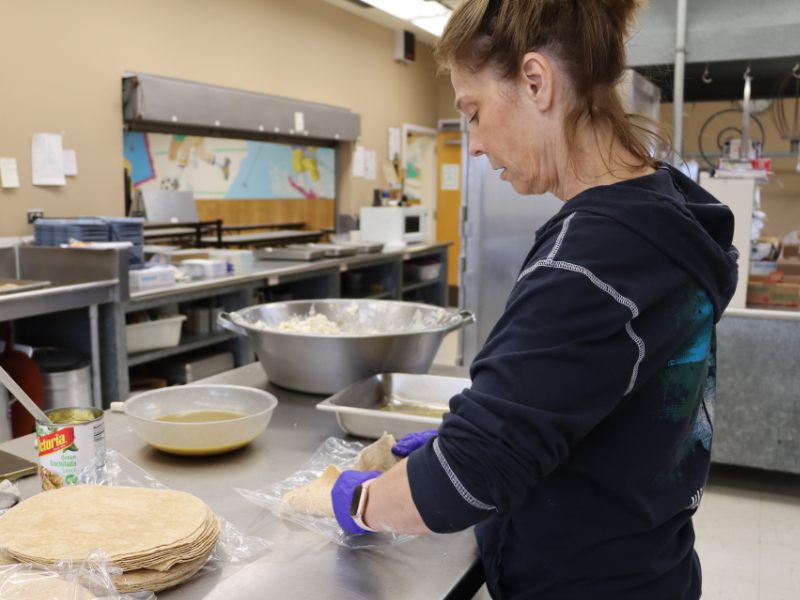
top-left (155, 410), bottom-right (248, 423)
top-left (147, 438), bottom-right (258, 455)
top-left (378, 405), bottom-right (449, 418)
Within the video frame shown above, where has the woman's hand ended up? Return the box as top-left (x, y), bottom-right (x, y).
top-left (392, 430), bottom-right (438, 457)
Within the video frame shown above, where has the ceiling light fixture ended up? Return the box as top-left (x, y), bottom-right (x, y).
top-left (361, 0), bottom-right (453, 35)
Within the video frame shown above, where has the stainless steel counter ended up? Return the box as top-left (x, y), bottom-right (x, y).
top-left (724, 305), bottom-right (800, 321)
top-left (0, 362), bottom-right (482, 600)
top-left (0, 246), bottom-right (125, 321)
top-left (130, 243), bottom-right (451, 302)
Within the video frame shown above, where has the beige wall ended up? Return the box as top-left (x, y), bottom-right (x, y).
top-left (0, 0), bottom-right (446, 236)
top-left (661, 101), bottom-right (800, 236)
top-left (437, 73), bottom-right (460, 122)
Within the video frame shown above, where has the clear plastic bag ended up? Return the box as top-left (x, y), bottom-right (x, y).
top-left (79, 449), bottom-right (272, 584)
top-left (235, 437), bottom-right (415, 549)
top-left (0, 548), bottom-right (155, 600)
top-left (0, 480), bottom-right (20, 517)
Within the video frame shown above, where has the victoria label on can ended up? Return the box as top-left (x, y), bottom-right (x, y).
top-left (35, 407), bottom-right (105, 491)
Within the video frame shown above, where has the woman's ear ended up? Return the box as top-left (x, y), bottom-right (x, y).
top-left (521, 52), bottom-right (554, 112)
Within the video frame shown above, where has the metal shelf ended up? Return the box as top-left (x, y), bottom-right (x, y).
top-left (401, 279), bottom-right (442, 293)
top-left (127, 330), bottom-right (240, 367)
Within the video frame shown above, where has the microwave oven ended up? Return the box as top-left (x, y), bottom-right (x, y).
top-left (360, 206), bottom-right (429, 244)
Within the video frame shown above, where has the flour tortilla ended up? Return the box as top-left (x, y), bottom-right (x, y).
top-left (0, 486), bottom-right (211, 565)
top-left (283, 464), bottom-right (342, 518)
top-left (353, 433), bottom-right (400, 473)
top-left (114, 549), bottom-right (212, 594)
top-left (114, 510), bottom-right (220, 572)
top-left (0, 571), bottom-right (94, 600)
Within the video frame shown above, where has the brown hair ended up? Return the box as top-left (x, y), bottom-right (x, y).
top-left (435, 0), bottom-right (665, 171)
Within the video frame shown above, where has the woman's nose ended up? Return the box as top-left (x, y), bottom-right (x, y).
top-left (469, 137), bottom-right (485, 157)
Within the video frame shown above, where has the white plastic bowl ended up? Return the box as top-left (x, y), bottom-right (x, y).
top-left (124, 385), bottom-right (278, 456)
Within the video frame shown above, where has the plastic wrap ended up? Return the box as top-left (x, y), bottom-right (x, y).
top-left (79, 449), bottom-right (272, 583)
top-left (235, 437), bottom-right (415, 549)
top-left (0, 480), bottom-right (20, 517)
top-left (0, 548), bottom-right (155, 600)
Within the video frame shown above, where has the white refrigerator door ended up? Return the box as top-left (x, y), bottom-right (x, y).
top-left (459, 152), bottom-right (562, 366)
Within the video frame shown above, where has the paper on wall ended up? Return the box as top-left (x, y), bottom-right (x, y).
top-left (62, 150), bottom-right (78, 176)
top-left (0, 158), bottom-right (20, 188)
top-left (388, 127), bottom-right (401, 162)
top-left (441, 164), bottom-right (460, 190)
top-left (365, 150), bottom-right (377, 181)
top-left (382, 164), bottom-right (400, 188)
top-left (352, 146), bottom-right (365, 178)
top-left (31, 133), bottom-right (66, 186)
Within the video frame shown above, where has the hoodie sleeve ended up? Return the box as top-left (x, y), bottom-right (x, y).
top-left (407, 227), bottom-right (645, 533)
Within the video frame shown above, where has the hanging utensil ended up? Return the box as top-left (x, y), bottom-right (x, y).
top-left (0, 364), bottom-right (53, 426)
top-left (770, 61), bottom-right (800, 172)
top-left (0, 329), bottom-right (50, 436)
top-left (702, 64), bottom-right (712, 84)
top-left (740, 65), bottom-right (753, 162)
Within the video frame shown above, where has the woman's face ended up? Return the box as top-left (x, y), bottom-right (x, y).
top-left (452, 58), bottom-right (566, 197)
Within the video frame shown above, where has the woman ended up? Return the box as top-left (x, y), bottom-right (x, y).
top-left (332, 0), bottom-right (738, 598)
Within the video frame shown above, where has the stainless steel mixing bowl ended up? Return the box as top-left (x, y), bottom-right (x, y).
top-left (218, 299), bottom-right (475, 395)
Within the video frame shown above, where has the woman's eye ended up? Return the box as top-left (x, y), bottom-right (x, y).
top-left (469, 113), bottom-right (478, 124)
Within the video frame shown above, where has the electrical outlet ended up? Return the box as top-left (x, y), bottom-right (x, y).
top-left (27, 210), bottom-right (44, 224)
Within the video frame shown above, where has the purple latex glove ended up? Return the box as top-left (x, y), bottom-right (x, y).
top-left (391, 430), bottom-right (438, 457)
top-left (332, 469), bottom-right (382, 534)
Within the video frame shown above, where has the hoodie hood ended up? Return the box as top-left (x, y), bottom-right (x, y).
top-left (549, 164), bottom-right (739, 322)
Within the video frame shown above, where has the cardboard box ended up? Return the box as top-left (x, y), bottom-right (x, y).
top-left (750, 261), bottom-right (778, 276)
top-left (129, 266), bottom-right (175, 290)
top-left (746, 272), bottom-right (800, 307)
top-left (777, 244), bottom-right (800, 277)
top-left (746, 281), bottom-right (770, 305)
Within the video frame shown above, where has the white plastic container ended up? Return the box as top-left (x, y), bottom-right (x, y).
top-left (129, 266), bottom-right (175, 290)
top-left (750, 261), bottom-right (778, 276)
top-left (126, 315), bottom-right (187, 354)
top-left (208, 250), bottom-right (254, 273)
top-left (404, 262), bottom-right (442, 281)
top-left (181, 259), bottom-right (227, 279)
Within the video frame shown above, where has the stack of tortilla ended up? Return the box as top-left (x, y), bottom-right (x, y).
top-left (0, 570), bottom-right (95, 600)
top-left (0, 486), bottom-right (220, 594)
top-left (284, 433), bottom-right (402, 518)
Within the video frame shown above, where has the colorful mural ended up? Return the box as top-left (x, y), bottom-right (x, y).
top-left (123, 132), bottom-right (335, 200)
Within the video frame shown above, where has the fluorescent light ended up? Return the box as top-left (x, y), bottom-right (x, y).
top-left (363, 0), bottom-right (452, 30)
top-left (412, 15), bottom-right (450, 36)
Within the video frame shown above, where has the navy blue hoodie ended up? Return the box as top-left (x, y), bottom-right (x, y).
top-left (407, 165), bottom-right (738, 599)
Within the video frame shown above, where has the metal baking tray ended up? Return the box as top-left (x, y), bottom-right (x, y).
top-left (316, 373), bottom-right (470, 439)
top-left (253, 246), bottom-right (325, 261)
top-left (333, 241), bottom-right (385, 254)
top-left (304, 243), bottom-right (359, 258)
top-left (0, 278), bottom-right (51, 296)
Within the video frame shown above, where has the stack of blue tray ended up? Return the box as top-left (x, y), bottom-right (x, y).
top-left (34, 216), bottom-right (146, 270)
top-left (34, 219), bottom-right (110, 247)
top-left (80, 216), bottom-right (146, 270)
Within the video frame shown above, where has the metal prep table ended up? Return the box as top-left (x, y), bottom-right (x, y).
top-left (0, 362), bottom-right (484, 600)
top-left (200, 230), bottom-right (323, 248)
top-left (103, 243), bottom-right (452, 404)
top-left (0, 246), bottom-right (126, 417)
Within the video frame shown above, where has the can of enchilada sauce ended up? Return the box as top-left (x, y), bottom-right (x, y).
top-left (35, 407), bottom-right (105, 491)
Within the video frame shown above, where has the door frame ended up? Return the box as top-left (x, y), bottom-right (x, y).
top-left (402, 123), bottom-right (439, 243)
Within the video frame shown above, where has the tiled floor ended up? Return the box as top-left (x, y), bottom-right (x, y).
top-left (433, 335), bottom-right (800, 599)
top-left (693, 466), bottom-right (800, 599)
